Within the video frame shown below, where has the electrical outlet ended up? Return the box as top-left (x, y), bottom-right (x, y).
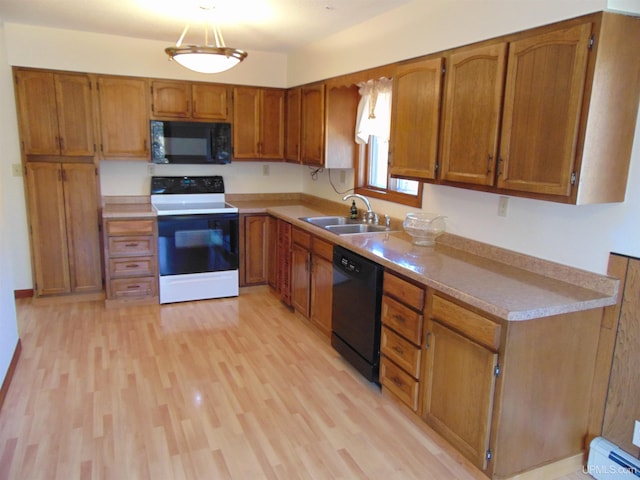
top-left (633, 420), bottom-right (640, 448)
top-left (11, 164), bottom-right (23, 177)
top-left (498, 196), bottom-right (509, 217)
top-left (147, 164), bottom-right (155, 176)
top-left (262, 164), bottom-right (270, 176)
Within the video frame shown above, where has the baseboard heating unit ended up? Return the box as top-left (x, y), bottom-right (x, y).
top-left (587, 437), bottom-right (640, 479)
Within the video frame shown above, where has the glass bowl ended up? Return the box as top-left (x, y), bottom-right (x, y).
top-left (402, 213), bottom-right (446, 246)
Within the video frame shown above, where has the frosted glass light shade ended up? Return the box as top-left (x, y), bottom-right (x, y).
top-left (165, 46), bottom-right (247, 74)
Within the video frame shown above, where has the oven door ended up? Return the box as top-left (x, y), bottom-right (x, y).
top-left (157, 212), bottom-right (239, 276)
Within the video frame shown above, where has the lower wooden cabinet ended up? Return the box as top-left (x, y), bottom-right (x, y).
top-left (25, 160), bottom-right (102, 298)
top-left (379, 271), bottom-right (425, 411)
top-left (240, 213), bottom-right (270, 286)
top-left (291, 227), bottom-right (312, 316)
top-left (309, 236), bottom-right (333, 335)
top-left (103, 217), bottom-right (158, 306)
top-left (276, 219), bottom-right (292, 304)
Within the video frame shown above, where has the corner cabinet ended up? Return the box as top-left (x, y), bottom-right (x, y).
top-left (389, 57), bottom-right (443, 181)
top-left (96, 75), bottom-right (150, 160)
top-left (25, 160), bottom-right (102, 298)
top-left (232, 86), bottom-right (285, 160)
top-left (14, 69), bottom-right (95, 157)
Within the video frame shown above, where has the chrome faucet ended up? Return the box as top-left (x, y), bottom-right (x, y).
top-left (343, 193), bottom-right (378, 223)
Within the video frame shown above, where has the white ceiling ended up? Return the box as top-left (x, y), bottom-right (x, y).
top-left (0, 0), bottom-right (412, 53)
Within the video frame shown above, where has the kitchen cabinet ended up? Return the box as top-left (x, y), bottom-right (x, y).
top-left (309, 236), bottom-right (333, 336)
top-left (14, 69), bottom-right (95, 156)
top-left (232, 86), bottom-right (285, 160)
top-left (150, 80), bottom-right (229, 120)
top-left (284, 87), bottom-right (301, 163)
top-left (299, 84), bottom-right (325, 166)
top-left (96, 75), bottom-right (150, 160)
top-left (439, 12), bottom-right (640, 204)
top-left (290, 227), bottom-right (312, 317)
top-left (267, 216), bottom-right (279, 289)
top-left (103, 218), bottom-right (158, 306)
top-left (389, 56), bottom-right (443, 181)
top-left (379, 271), bottom-right (426, 411)
top-left (239, 213), bottom-right (270, 286)
top-left (276, 219), bottom-right (292, 305)
top-left (439, 44), bottom-right (506, 186)
top-left (421, 294), bottom-right (500, 471)
top-left (297, 82), bottom-right (359, 168)
top-left (25, 160), bottom-right (102, 297)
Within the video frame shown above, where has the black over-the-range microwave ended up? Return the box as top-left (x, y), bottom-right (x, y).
top-left (150, 120), bottom-right (232, 164)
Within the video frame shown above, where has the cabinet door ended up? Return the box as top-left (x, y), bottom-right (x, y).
top-left (62, 163), bottom-right (102, 293)
top-left (422, 320), bottom-right (498, 471)
top-left (25, 162), bottom-right (70, 295)
top-left (440, 44), bottom-right (506, 186)
top-left (267, 216), bottom-right (278, 289)
top-left (14, 70), bottom-right (60, 155)
top-left (300, 84), bottom-right (325, 166)
top-left (390, 57), bottom-right (443, 181)
top-left (260, 88), bottom-right (285, 160)
top-left (290, 243), bottom-right (311, 317)
top-left (192, 83), bottom-right (229, 120)
top-left (97, 76), bottom-right (150, 159)
top-left (285, 87), bottom-right (301, 163)
top-left (497, 23), bottom-right (592, 195)
top-left (54, 74), bottom-right (95, 156)
top-left (310, 255), bottom-right (333, 335)
top-left (277, 220), bottom-right (292, 304)
top-left (151, 80), bottom-right (191, 118)
top-left (243, 214), bottom-right (268, 285)
top-left (233, 86), bottom-right (261, 159)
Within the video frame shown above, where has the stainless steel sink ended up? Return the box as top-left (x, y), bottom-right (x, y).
top-left (300, 215), bottom-right (396, 235)
top-left (325, 224), bottom-right (391, 234)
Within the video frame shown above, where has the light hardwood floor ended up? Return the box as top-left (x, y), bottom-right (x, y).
top-left (0, 287), bottom-right (592, 479)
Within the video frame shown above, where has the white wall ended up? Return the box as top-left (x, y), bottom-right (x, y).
top-left (0, 22), bottom-right (21, 392)
top-left (297, 0), bottom-right (640, 275)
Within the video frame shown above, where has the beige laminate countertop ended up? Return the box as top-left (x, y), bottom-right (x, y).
top-left (103, 196), bottom-right (619, 321)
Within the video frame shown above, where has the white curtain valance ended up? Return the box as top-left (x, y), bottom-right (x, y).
top-left (355, 77), bottom-right (393, 145)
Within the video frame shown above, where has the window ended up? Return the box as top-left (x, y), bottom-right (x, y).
top-left (354, 78), bottom-right (422, 208)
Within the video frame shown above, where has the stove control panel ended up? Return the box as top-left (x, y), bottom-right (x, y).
top-left (151, 176), bottom-right (225, 195)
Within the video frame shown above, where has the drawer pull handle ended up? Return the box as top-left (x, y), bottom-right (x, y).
top-left (127, 285), bottom-right (140, 289)
top-left (391, 376), bottom-right (403, 387)
top-left (393, 314), bottom-right (406, 324)
top-left (125, 264), bottom-right (140, 268)
top-left (392, 345), bottom-right (404, 355)
top-left (124, 243), bottom-right (139, 247)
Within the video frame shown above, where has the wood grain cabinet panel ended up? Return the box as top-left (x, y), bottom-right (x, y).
top-left (14, 69), bottom-right (95, 156)
top-left (96, 76), bottom-right (150, 160)
top-left (191, 83), bottom-right (229, 120)
top-left (285, 87), bottom-right (301, 163)
top-left (380, 356), bottom-right (420, 411)
top-left (389, 57), bottom-right (443, 181)
top-left (233, 86), bottom-right (285, 160)
top-left (300, 84), bottom-right (325, 166)
top-left (440, 43), bottom-right (506, 186)
top-left (240, 214), bottom-right (269, 286)
top-left (151, 80), bottom-right (229, 120)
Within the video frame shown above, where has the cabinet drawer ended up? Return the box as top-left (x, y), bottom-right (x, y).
top-left (108, 236), bottom-right (154, 256)
top-left (110, 276), bottom-right (157, 299)
top-left (383, 271), bottom-right (425, 311)
top-left (380, 356), bottom-right (419, 411)
top-left (108, 256), bottom-right (155, 277)
top-left (381, 295), bottom-right (423, 346)
top-left (312, 236), bottom-right (333, 261)
top-left (106, 219), bottom-right (154, 236)
top-left (292, 227), bottom-right (312, 249)
top-left (381, 326), bottom-right (421, 378)
top-left (431, 294), bottom-right (501, 351)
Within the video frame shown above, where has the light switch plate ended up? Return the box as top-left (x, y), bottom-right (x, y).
top-left (633, 420), bottom-right (640, 448)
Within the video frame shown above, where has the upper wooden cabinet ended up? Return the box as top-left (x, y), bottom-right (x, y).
top-left (233, 86), bottom-right (285, 160)
top-left (439, 44), bottom-right (506, 186)
top-left (285, 87), bottom-right (301, 163)
top-left (438, 12), bottom-right (640, 204)
top-left (300, 84), bottom-right (325, 166)
top-left (389, 57), bottom-right (444, 181)
top-left (14, 69), bottom-right (95, 156)
top-left (497, 23), bottom-right (592, 197)
top-left (150, 80), bottom-right (229, 120)
top-left (96, 76), bottom-right (150, 160)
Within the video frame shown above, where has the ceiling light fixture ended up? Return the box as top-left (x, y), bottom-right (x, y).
top-left (165, 6), bottom-right (247, 74)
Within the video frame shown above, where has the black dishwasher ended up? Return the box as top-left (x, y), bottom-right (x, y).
top-left (332, 246), bottom-right (384, 384)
